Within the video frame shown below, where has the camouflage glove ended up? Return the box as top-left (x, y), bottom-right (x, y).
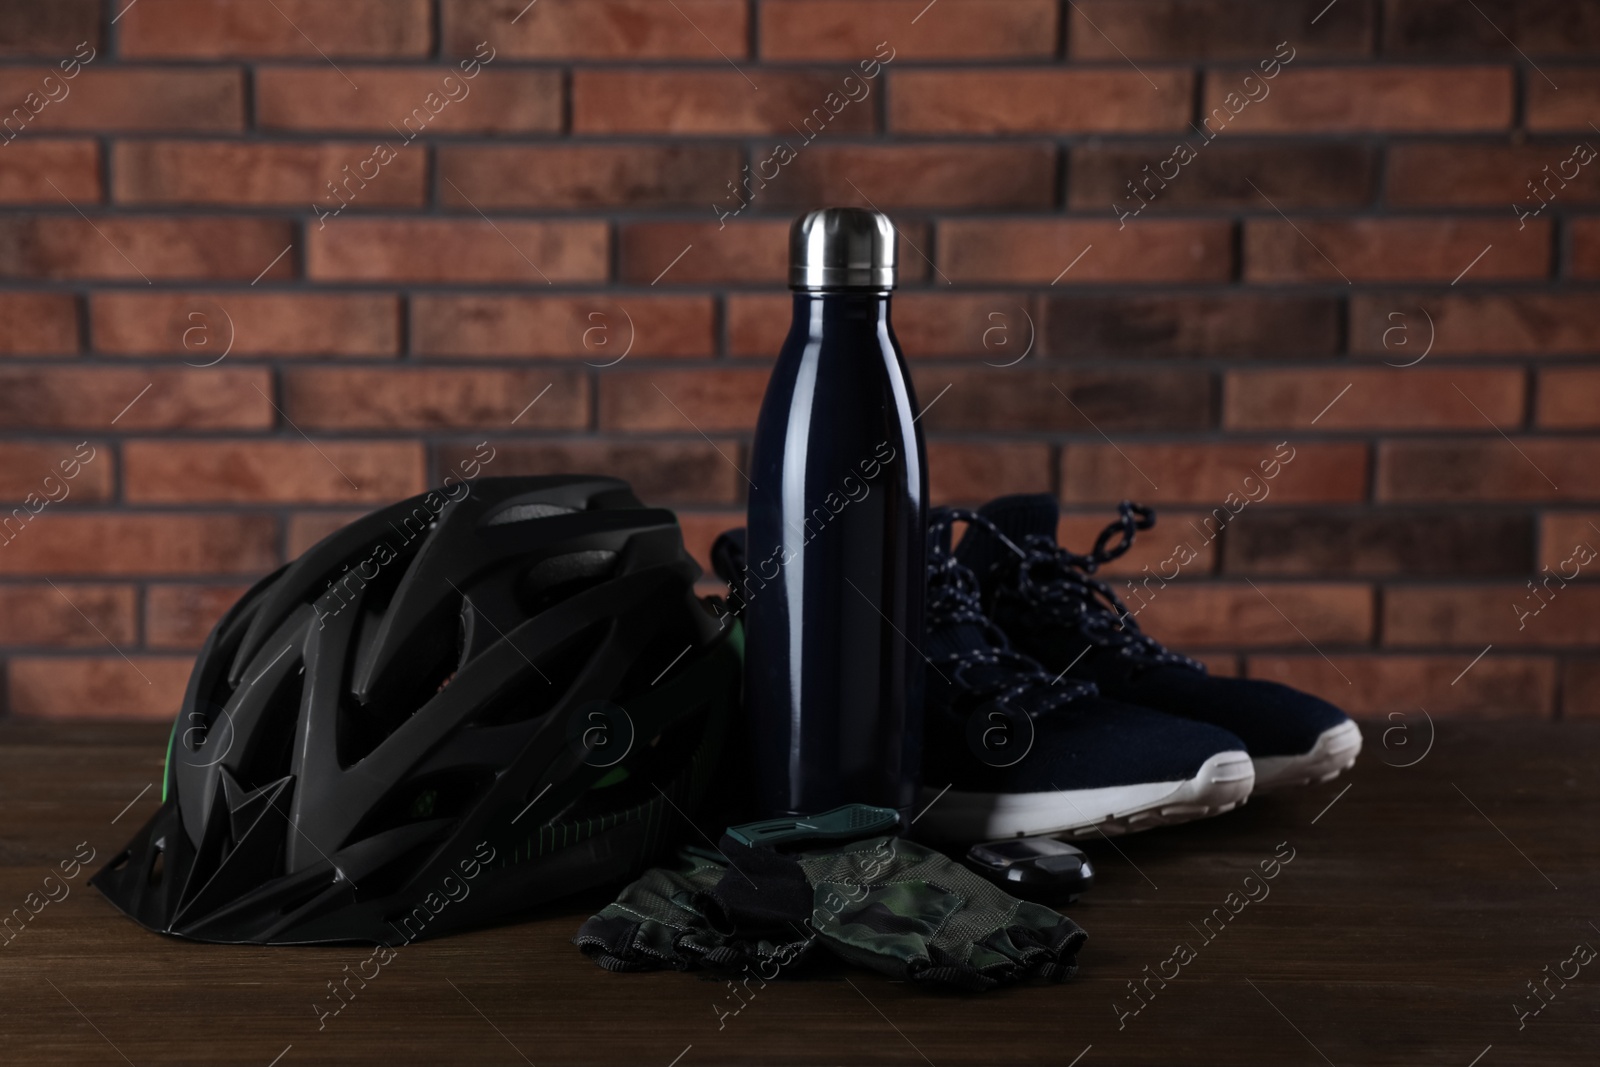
top-left (574, 835), bottom-right (1085, 992)
top-left (571, 846), bottom-right (824, 976)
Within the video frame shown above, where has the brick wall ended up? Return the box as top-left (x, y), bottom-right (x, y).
top-left (0, 0), bottom-right (1596, 721)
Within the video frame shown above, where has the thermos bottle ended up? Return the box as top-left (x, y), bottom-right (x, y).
top-left (743, 207), bottom-right (928, 819)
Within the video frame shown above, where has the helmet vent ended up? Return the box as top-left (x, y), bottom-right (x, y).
top-left (518, 550), bottom-right (618, 616)
top-left (235, 664), bottom-right (304, 792)
top-left (338, 626), bottom-right (458, 770)
top-left (471, 620), bottom-right (610, 728)
top-left (339, 585), bottom-right (465, 768)
top-left (344, 767), bottom-right (493, 855)
top-left (485, 502), bottom-right (576, 526)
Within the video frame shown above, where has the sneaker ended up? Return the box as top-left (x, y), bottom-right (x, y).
top-left (916, 509), bottom-right (1255, 841)
top-left (953, 495), bottom-right (1362, 793)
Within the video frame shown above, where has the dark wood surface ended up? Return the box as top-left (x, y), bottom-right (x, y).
top-left (1, 718), bottom-right (1596, 1066)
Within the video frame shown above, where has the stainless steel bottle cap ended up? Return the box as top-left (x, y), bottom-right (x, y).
top-left (789, 207), bottom-right (897, 291)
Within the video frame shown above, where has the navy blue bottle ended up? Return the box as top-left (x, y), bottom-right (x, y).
top-left (743, 208), bottom-right (927, 819)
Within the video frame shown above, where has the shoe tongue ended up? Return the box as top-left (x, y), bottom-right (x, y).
top-left (928, 507), bottom-right (954, 557)
top-left (955, 494), bottom-right (1061, 582)
top-left (925, 542), bottom-right (993, 664)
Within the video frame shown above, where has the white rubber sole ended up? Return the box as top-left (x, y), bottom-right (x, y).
top-left (1251, 720), bottom-right (1363, 794)
top-left (917, 749), bottom-right (1256, 843)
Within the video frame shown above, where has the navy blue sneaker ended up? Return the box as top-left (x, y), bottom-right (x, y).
top-left (953, 495), bottom-right (1361, 793)
top-left (917, 508), bottom-right (1255, 841)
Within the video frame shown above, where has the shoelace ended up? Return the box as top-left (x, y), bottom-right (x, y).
top-left (927, 509), bottom-right (1097, 717)
top-left (1007, 502), bottom-right (1204, 673)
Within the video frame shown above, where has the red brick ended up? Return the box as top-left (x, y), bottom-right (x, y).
top-left (740, 292), bottom-right (1045, 361)
top-left (927, 441), bottom-right (1052, 505)
top-left (287, 511), bottom-right (366, 557)
top-left (1225, 368), bottom-right (1525, 431)
top-left (8, 655), bottom-right (193, 720)
top-left (0, 584), bottom-right (135, 647)
top-left (574, 71), bottom-right (878, 135)
top-left (113, 141), bottom-right (426, 208)
top-left (902, 294), bottom-right (1046, 360)
top-left (0, 368), bottom-right (272, 430)
top-left (890, 70), bottom-right (1191, 134)
top-left (1129, 582), bottom-right (1374, 649)
top-left (1562, 660), bottom-right (1600, 719)
top-left (444, 441), bottom-right (742, 504)
top-left (1062, 442), bottom-right (1368, 505)
top-left (762, 144), bottom-right (1057, 210)
top-left (727, 294), bottom-right (795, 357)
top-left (0, 514), bottom-right (276, 576)
top-left (1385, 1), bottom-right (1600, 57)
top-left (1205, 67), bottom-right (1513, 133)
top-left (439, 145), bottom-right (740, 210)
top-left (619, 221), bottom-right (787, 286)
top-left (0, 140), bottom-right (99, 203)
top-left (1526, 70), bottom-right (1600, 132)
top-left (1351, 293), bottom-right (1600, 357)
top-left (93, 292), bottom-right (399, 359)
top-left (1539, 513), bottom-right (1600, 571)
top-left (1224, 512), bottom-right (1534, 577)
top-left (0, 216), bottom-right (295, 282)
top-left (1071, 1), bottom-right (1372, 59)
top-left (1201, 655), bottom-right (1243, 677)
top-left (1571, 217), bottom-right (1600, 278)
top-left (1045, 294), bottom-right (1340, 359)
top-left (1244, 218), bottom-right (1547, 283)
top-left (939, 220), bottom-right (1232, 284)
top-left (1247, 655), bottom-right (1555, 719)
top-left (414, 295), bottom-right (714, 358)
top-left (1537, 369), bottom-right (1600, 427)
top-left (732, 292), bottom-right (1042, 360)
top-left (1385, 586), bottom-right (1600, 648)
top-left (146, 584), bottom-right (250, 649)
top-left (121, 0), bottom-right (429, 57)
top-left (256, 68), bottom-right (560, 133)
top-left (1071, 142), bottom-right (1376, 212)
top-left (1387, 141), bottom-right (1600, 207)
top-left (125, 441), bottom-right (426, 505)
top-left (0, 2), bottom-right (100, 56)
top-left (0, 294), bottom-right (79, 355)
top-left (599, 369), bottom-right (768, 433)
top-left (898, 226), bottom-right (935, 286)
top-left (307, 219), bottom-right (607, 284)
top-left (918, 368), bottom-right (1212, 433)
top-left (762, 0), bottom-right (1057, 60)
top-left (1378, 440), bottom-right (1600, 503)
top-left (445, 0), bottom-right (746, 59)
top-left (0, 442), bottom-right (112, 503)
top-left (284, 369), bottom-right (588, 430)
top-left (1057, 509), bottom-right (1222, 578)
top-left (0, 68), bottom-right (243, 132)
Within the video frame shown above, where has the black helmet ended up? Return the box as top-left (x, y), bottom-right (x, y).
top-left (93, 476), bottom-right (741, 945)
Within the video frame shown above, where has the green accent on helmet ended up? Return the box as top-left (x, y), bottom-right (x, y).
top-left (161, 716), bottom-right (178, 804)
top-left (410, 788), bottom-right (439, 818)
top-left (591, 766), bottom-right (630, 789)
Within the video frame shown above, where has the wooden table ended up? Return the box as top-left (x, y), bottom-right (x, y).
top-left (1, 719), bottom-right (1596, 1066)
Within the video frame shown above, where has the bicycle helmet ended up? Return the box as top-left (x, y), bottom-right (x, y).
top-left (93, 475), bottom-right (742, 945)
